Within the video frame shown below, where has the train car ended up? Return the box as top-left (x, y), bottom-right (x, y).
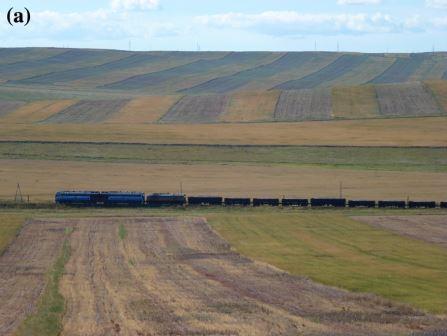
top-left (348, 200), bottom-right (376, 208)
top-left (188, 196), bottom-right (223, 206)
top-left (311, 198), bottom-right (346, 208)
top-left (102, 192), bottom-right (145, 207)
top-left (281, 198), bottom-right (309, 207)
top-left (224, 198), bottom-right (251, 206)
top-left (440, 202), bottom-right (447, 209)
top-left (408, 201), bottom-right (437, 209)
top-left (378, 200), bottom-right (406, 209)
top-left (146, 193), bottom-right (186, 207)
top-left (55, 191), bottom-right (98, 206)
top-left (253, 198), bottom-right (280, 207)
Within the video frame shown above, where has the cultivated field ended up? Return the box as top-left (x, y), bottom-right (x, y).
top-left (274, 89), bottom-right (332, 121)
top-left (43, 99), bottom-right (130, 124)
top-left (0, 219), bottom-right (69, 335)
top-left (0, 101), bottom-right (24, 117)
top-left (275, 54), bottom-right (369, 90)
top-left (375, 82), bottom-right (442, 117)
top-left (160, 95), bottom-right (230, 123)
top-left (370, 54), bottom-right (431, 84)
top-left (354, 215), bottom-right (447, 248)
top-left (1, 158), bottom-right (446, 201)
top-left (2, 216), bottom-right (446, 335)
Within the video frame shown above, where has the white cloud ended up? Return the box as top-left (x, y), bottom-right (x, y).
top-left (196, 11), bottom-right (404, 36)
top-left (337, 0), bottom-right (382, 5)
top-left (111, 0), bottom-right (159, 11)
top-left (426, 0), bottom-right (447, 9)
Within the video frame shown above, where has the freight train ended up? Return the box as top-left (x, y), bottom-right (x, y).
top-left (55, 191), bottom-right (447, 209)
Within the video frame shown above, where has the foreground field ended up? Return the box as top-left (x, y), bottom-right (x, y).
top-left (355, 215), bottom-right (447, 248)
top-left (1, 159), bottom-right (446, 201)
top-left (208, 213), bottom-right (447, 314)
top-left (0, 117), bottom-right (445, 146)
top-left (2, 215), bottom-right (446, 335)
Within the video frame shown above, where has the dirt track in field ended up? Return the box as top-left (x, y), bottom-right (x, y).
top-left (354, 215), bottom-right (447, 248)
top-left (0, 219), bottom-right (69, 335)
top-left (57, 217), bottom-right (444, 336)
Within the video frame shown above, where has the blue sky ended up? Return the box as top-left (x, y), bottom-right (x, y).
top-left (1, 0), bottom-right (447, 52)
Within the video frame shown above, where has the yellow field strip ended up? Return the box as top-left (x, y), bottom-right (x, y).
top-left (106, 95), bottom-right (181, 123)
top-left (0, 100), bottom-right (77, 123)
top-left (0, 117), bottom-right (445, 146)
top-left (332, 85), bottom-right (379, 119)
top-left (220, 91), bottom-right (279, 122)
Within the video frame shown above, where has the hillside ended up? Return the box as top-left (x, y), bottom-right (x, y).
top-left (0, 48), bottom-right (446, 124)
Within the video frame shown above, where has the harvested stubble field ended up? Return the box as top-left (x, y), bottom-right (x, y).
top-left (426, 80), bottom-right (447, 112)
top-left (0, 100), bottom-right (76, 123)
top-left (375, 82), bottom-right (442, 117)
top-left (0, 117), bottom-right (445, 146)
top-left (354, 215), bottom-right (447, 248)
top-left (2, 216), bottom-right (446, 335)
top-left (0, 101), bottom-right (24, 117)
top-left (0, 219), bottom-right (69, 335)
top-left (274, 89), bottom-right (332, 121)
top-left (0, 158), bottom-right (446, 201)
top-left (332, 85), bottom-right (379, 119)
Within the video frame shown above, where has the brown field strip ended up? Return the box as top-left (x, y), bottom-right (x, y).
top-left (354, 215), bottom-right (447, 248)
top-left (332, 85), bottom-right (380, 119)
top-left (0, 101), bottom-right (24, 117)
top-left (220, 91), bottom-right (279, 122)
top-left (1, 159), bottom-right (446, 201)
top-left (375, 82), bottom-right (442, 117)
top-left (0, 117), bottom-right (445, 146)
top-left (57, 217), bottom-right (444, 335)
top-left (0, 100), bottom-right (77, 123)
top-left (106, 96), bottom-right (180, 124)
top-left (0, 219), bottom-right (69, 335)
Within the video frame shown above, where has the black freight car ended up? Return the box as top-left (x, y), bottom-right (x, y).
top-left (188, 196), bottom-right (223, 206)
top-left (224, 198), bottom-right (251, 206)
top-left (408, 201), bottom-right (437, 209)
top-left (311, 198), bottom-right (346, 208)
top-left (282, 198), bottom-right (309, 207)
top-left (253, 198), bottom-right (280, 207)
top-left (378, 200), bottom-right (406, 208)
top-left (348, 200), bottom-right (376, 208)
top-left (440, 202), bottom-right (447, 209)
top-left (146, 193), bottom-right (186, 207)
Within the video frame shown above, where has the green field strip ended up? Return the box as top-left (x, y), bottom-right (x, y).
top-left (375, 82), bottom-right (443, 117)
top-left (1, 142), bottom-right (445, 172)
top-left (103, 52), bottom-right (275, 91)
top-left (0, 214), bottom-right (25, 255)
top-left (320, 55), bottom-right (396, 87)
top-left (208, 213), bottom-right (447, 313)
top-left (332, 85), bottom-right (380, 119)
top-left (274, 54), bottom-right (369, 90)
top-left (179, 52), bottom-right (323, 94)
top-left (369, 53), bottom-right (433, 84)
top-left (42, 99), bottom-right (131, 124)
top-left (4, 49), bottom-right (129, 82)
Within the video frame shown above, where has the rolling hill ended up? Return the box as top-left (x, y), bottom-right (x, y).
top-left (0, 48), bottom-right (446, 124)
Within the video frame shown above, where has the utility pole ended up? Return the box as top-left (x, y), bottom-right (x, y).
top-left (337, 41), bottom-right (340, 53)
top-left (15, 183), bottom-right (23, 203)
top-left (128, 40), bottom-right (132, 51)
top-left (314, 40), bottom-right (317, 52)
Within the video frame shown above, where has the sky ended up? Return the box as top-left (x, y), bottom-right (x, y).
top-left (0, 0), bottom-right (447, 52)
